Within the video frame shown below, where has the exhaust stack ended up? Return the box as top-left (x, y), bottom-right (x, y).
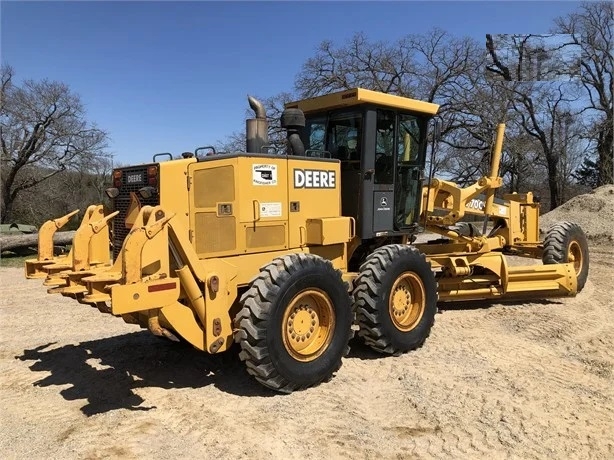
top-left (246, 96), bottom-right (269, 154)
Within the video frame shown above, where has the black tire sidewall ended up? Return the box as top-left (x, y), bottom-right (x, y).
top-left (375, 250), bottom-right (437, 351)
top-left (561, 225), bottom-right (589, 291)
top-left (544, 223), bottom-right (589, 291)
top-left (265, 263), bottom-right (352, 387)
top-left (455, 222), bottom-right (481, 237)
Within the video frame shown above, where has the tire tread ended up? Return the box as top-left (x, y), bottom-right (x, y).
top-left (353, 244), bottom-right (438, 355)
top-left (542, 221), bottom-right (589, 291)
top-left (235, 253), bottom-right (352, 393)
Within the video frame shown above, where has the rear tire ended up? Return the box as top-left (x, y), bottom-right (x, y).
top-left (234, 253), bottom-right (353, 393)
top-left (353, 244), bottom-right (438, 355)
top-left (542, 221), bottom-right (589, 292)
top-left (451, 222), bottom-right (481, 238)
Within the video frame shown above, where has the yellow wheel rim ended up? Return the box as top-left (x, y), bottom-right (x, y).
top-left (389, 272), bottom-right (425, 332)
top-left (568, 241), bottom-right (583, 276)
top-left (282, 289), bottom-right (335, 362)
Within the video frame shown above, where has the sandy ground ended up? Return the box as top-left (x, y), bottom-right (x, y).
top-left (0, 245), bottom-right (613, 459)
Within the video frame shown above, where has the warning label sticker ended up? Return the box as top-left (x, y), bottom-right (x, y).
top-left (260, 202), bottom-right (282, 218)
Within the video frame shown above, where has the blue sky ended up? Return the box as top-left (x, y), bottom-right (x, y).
top-left (2, 1), bottom-right (583, 165)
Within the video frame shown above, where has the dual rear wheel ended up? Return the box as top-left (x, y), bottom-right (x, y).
top-left (232, 222), bottom-right (589, 392)
top-left (353, 244), bottom-right (438, 355)
top-left (235, 246), bottom-right (438, 392)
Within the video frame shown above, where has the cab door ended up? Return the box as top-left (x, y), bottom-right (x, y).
top-left (394, 114), bottom-right (425, 230)
top-left (371, 110), bottom-right (396, 233)
top-left (322, 111), bottom-right (364, 227)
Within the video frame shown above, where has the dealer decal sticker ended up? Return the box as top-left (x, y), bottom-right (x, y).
top-left (252, 164), bottom-right (278, 186)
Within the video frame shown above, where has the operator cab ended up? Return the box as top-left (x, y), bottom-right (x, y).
top-left (286, 88), bottom-right (439, 241)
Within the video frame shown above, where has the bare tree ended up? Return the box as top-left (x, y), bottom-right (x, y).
top-left (501, 132), bottom-right (544, 193)
top-left (296, 32), bottom-right (418, 98)
top-left (0, 65), bottom-right (108, 223)
top-left (60, 153), bottom-right (113, 210)
top-left (485, 33), bottom-right (588, 209)
top-left (441, 77), bottom-right (517, 184)
top-left (554, 1), bottom-right (613, 185)
top-left (294, 29), bottom-right (490, 181)
top-left (295, 29), bottom-right (481, 105)
top-left (217, 6), bottom-right (607, 205)
top-left (485, 33), bottom-right (581, 83)
top-left (216, 129), bottom-right (246, 153)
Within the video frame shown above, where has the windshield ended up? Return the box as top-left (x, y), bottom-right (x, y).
top-left (303, 117), bottom-right (326, 152)
top-left (325, 113), bottom-right (362, 161)
top-left (302, 113), bottom-right (363, 160)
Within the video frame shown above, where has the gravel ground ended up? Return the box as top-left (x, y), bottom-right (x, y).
top-left (1, 240), bottom-right (612, 459)
top-left (1, 187), bottom-right (613, 458)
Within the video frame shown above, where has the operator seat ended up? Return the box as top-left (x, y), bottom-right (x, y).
top-left (336, 146), bottom-right (349, 160)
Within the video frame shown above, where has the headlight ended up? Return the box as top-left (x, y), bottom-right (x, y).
top-left (105, 187), bottom-right (120, 199)
top-left (138, 186), bottom-right (157, 199)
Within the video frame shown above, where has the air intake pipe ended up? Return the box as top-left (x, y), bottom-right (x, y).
top-left (246, 96), bottom-right (269, 154)
top-left (281, 108), bottom-right (306, 156)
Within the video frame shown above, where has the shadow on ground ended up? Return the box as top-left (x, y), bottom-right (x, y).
top-left (437, 298), bottom-right (563, 311)
top-left (346, 337), bottom-right (387, 360)
top-left (16, 332), bottom-right (274, 416)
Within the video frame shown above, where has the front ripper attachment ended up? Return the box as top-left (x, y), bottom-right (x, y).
top-left (82, 205), bottom-right (189, 342)
top-left (25, 209), bottom-right (79, 278)
top-left (25, 205), bottom-right (117, 296)
top-left (82, 205), bottom-right (238, 354)
top-left (47, 207), bottom-right (119, 297)
top-left (82, 205), bottom-right (180, 306)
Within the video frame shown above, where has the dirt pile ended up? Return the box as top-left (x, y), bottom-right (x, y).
top-left (540, 185), bottom-right (614, 244)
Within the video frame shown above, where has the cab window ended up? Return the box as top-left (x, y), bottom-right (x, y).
top-left (374, 110), bottom-right (395, 184)
top-left (326, 113), bottom-right (362, 161)
top-left (397, 114), bottom-right (422, 163)
top-left (304, 117), bottom-right (326, 152)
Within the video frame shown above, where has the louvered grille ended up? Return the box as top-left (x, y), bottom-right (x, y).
top-left (112, 165), bottom-right (159, 260)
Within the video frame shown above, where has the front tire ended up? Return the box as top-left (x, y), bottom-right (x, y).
top-left (451, 221), bottom-right (482, 238)
top-left (542, 221), bottom-right (589, 292)
top-left (353, 244), bottom-right (438, 355)
top-left (234, 253), bottom-right (353, 393)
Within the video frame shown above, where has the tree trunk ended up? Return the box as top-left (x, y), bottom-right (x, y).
top-left (1, 182), bottom-right (14, 224)
top-left (598, 119), bottom-right (613, 186)
top-left (546, 159), bottom-right (560, 211)
top-left (0, 231), bottom-right (75, 252)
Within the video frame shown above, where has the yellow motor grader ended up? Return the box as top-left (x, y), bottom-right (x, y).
top-left (25, 88), bottom-right (589, 392)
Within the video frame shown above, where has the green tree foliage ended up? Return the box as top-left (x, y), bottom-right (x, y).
top-left (573, 157), bottom-right (600, 188)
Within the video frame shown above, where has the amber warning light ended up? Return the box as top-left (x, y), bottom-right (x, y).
top-left (147, 166), bottom-right (158, 186)
top-left (112, 170), bottom-right (122, 187)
